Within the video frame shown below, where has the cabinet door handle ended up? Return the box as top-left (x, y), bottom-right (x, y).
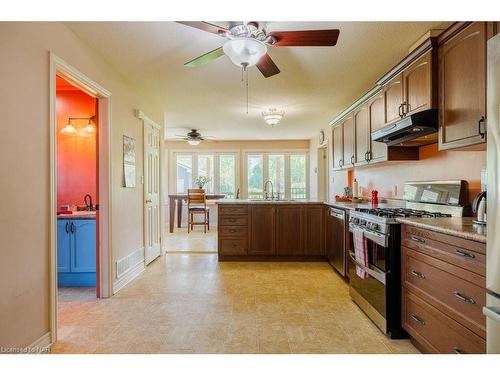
top-left (410, 235), bottom-right (425, 244)
top-left (411, 270), bottom-right (426, 279)
top-left (454, 291), bottom-right (476, 305)
top-left (398, 104), bottom-right (404, 118)
top-left (403, 101), bottom-right (410, 115)
top-left (453, 347), bottom-right (465, 354)
top-left (65, 222), bottom-right (69, 234)
top-left (351, 155), bottom-right (355, 165)
top-left (478, 116), bottom-right (486, 138)
top-left (410, 314), bottom-right (426, 325)
top-left (338, 160), bottom-right (342, 168)
top-left (455, 249), bottom-right (475, 259)
top-left (71, 222), bottom-right (76, 234)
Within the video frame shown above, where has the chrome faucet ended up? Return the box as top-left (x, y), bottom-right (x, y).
top-left (264, 180), bottom-right (274, 200)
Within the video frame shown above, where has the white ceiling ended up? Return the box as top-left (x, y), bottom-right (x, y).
top-left (66, 21), bottom-right (448, 140)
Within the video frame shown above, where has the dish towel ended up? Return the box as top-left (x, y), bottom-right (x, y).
top-left (353, 227), bottom-right (369, 279)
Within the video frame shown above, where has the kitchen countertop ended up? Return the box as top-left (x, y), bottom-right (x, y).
top-left (57, 211), bottom-right (97, 220)
top-left (324, 200), bottom-right (404, 211)
top-left (215, 199), bottom-right (325, 205)
top-left (396, 217), bottom-right (487, 243)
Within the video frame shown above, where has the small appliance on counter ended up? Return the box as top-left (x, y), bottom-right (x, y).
top-left (472, 191), bottom-right (487, 225)
top-left (347, 180), bottom-right (468, 339)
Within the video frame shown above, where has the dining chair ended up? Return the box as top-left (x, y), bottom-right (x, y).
top-left (187, 189), bottom-right (210, 233)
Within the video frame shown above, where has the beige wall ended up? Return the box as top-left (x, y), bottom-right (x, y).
top-left (0, 22), bottom-right (163, 347)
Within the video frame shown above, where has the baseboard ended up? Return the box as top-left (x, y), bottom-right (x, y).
top-left (113, 259), bottom-right (145, 294)
top-left (26, 332), bottom-right (52, 354)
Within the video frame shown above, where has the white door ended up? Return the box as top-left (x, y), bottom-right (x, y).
top-left (144, 119), bottom-right (161, 265)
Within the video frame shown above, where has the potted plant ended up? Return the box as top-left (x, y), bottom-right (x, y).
top-left (194, 176), bottom-right (211, 190)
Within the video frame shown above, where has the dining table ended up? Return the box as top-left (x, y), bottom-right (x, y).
top-left (168, 194), bottom-right (225, 233)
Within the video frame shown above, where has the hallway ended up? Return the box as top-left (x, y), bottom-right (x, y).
top-left (51, 254), bottom-right (418, 354)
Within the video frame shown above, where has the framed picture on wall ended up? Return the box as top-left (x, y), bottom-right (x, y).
top-left (123, 135), bottom-right (136, 188)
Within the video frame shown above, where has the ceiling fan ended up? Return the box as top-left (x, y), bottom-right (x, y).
top-left (178, 21), bottom-right (340, 78)
top-left (172, 129), bottom-right (215, 146)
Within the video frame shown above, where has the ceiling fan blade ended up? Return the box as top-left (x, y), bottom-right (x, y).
top-left (176, 21), bottom-right (228, 36)
top-left (256, 54), bottom-right (280, 78)
top-left (184, 47), bottom-right (225, 67)
top-left (268, 29), bottom-right (340, 47)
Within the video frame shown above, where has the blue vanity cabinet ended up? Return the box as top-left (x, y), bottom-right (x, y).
top-left (57, 220), bottom-right (71, 273)
top-left (71, 220), bottom-right (97, 273)
top-left (57, 218), bottom-right (96, 287)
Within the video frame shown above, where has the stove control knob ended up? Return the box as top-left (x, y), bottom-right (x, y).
top-left (360, 220), bottom-right (366, 226)
top-left (372, 223), bottom-right (379, 231)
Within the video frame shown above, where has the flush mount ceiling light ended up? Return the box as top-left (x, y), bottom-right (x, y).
top-left (262, 108), bottom-right (285, 127)
top-left (223, 37), bottom-right (267, 69)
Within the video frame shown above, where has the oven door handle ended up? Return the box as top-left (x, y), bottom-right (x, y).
top-left (349, 252), bottom-right (386, 285)
top-left (349, 224), bottom-right (388, 247)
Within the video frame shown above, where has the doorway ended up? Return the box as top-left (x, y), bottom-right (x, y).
top-left (317, 144), bottom-right (329, 201)
top-left (49, 53), bottom-right (112, 344)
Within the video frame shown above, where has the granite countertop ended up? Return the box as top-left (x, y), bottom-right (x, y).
top-left (215, 199), bottom-right (324, 205)
top-left (57, 211), bottom-right (97, 220)
top-left (324, 200), bottom-right (404, 211)
top-left (396, 217), bottom-right (486, 243)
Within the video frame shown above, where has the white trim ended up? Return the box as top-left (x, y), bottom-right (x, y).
top-left (26, 332), bottom-right (52, 353)
top-left (49, 52), bottom-right (113, 346)
top-left (113, 260), bottom-right (146, 294)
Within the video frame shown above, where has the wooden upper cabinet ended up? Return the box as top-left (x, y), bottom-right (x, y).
top-left (332, 124), bottom-right (344, 170)
top-left (342, 115), bottom-right (355, 166)
top-left (403, 50), bottom-right (434, 116)
top-left (354, 105), bottom-right (370, 165)
top-left (275, 206), bottom-right (303, 255)
top-left (383, 73), bottom-right (404, 124)
top-left (368, 92), bottom-right (388, 163)
top-left (438, 22), bottom-right (487, 150)
top-left (248, 206), bottom-right (275, 255)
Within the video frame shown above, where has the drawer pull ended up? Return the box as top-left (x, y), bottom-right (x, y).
top-left (410, 235), bottom-right (425, 244)
top-left (455, 249), bottom-right (475, 259)
top-left (454, 291), bottom-right (476, 305)
top-left (410, 314), bottom-right (426, 325)
top-left (410, 270), bottom-right (426, 279)
top-left (453, 347), bottom-right (465, 354)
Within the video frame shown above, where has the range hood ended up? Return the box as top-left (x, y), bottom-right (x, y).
top-left (372, 109), bottom-right (438, 147)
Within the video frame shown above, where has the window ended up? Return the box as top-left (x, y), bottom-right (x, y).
top-left (197, 154), bottom-right (214, 193)
top-left (174, 152), bottom-right (237, 197)
top-left (245, 152), bottom-right (308, 199)
top-left (290, 154), bottom-right (307, 199)
top-left (268, 154), bottom-right (285, 196)
top-left (247, 154), bottom-right (264, 199)
top-left (176, 154), bottom-right (192, 193)
top-left (219, 154), bottom-right (236, 198)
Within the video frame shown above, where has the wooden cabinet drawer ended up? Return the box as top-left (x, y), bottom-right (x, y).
top-left (218, 227), bottom-right (247, 238)
top-left (220, 215), bottom-right (247, 226)
top-left (402, 226), bottom-right (485, 276)
top-left (219, 238), bottom-right (247, 255)
top-left (403, 248), bottom-right (486, 336)
top-left (403, 290), bottom-right (485, 354)
top-left (219, 205), bottom-right (248, 216)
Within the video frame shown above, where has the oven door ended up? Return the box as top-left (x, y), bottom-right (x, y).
top-left (348, 226), bottom-right (388, 331)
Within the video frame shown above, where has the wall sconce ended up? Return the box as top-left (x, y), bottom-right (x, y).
top-left (60, 116), bottom-right (96, 136)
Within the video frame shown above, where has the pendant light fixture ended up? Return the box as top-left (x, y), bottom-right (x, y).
top-left (262, 108), bottom-right (285, 127)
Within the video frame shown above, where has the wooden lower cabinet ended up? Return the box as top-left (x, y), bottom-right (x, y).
top-left (401, 224), bottom-right (486, 353)
top-left (275, 206), bottom-right (303, 255)
top-left (248, 206), bottom-right (275, 255)
top-left (218, 203), bottom-right (325, 260)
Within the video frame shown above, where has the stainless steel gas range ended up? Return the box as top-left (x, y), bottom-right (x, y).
top-left (347, 180), bottom-right (467, 339)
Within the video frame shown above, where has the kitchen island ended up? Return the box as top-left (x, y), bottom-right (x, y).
top-left (216, 199), bottom-right (327, 261)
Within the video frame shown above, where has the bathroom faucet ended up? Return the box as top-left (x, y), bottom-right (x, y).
top-left (84, 194), bottom-right (93, 211)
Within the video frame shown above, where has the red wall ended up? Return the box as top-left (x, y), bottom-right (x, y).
top-left (56, 84), bottom-right (97, 208)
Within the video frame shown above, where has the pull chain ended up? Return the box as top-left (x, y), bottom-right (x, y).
top-left (246, 68), bottom-right (249, 115)
top-left (241, 63), bottom-right (249, 115)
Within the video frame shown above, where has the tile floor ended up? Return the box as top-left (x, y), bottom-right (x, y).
top-left (51, 254), bottom-right (419, 354)
top-left (164, 228), bottom-right (217, 253)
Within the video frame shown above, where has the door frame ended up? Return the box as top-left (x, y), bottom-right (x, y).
top-left (49, 52), bottom-right (113, 344)
top-left (136, 110), bottom-right (164, 259)
top-left (317, 141), bottom-right (329, 201)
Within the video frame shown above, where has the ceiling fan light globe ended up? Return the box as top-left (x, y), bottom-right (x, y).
top-left (223, 38), bottom-right (267, 68)
top-left (187, 139), bottom-right (201, 146)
